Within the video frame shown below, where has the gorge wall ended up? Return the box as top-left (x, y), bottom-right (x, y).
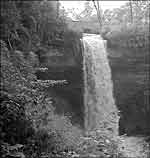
top-left (36, 34), bottom-right (149, 136)
top-left (36, 45), bottom-right (85, 128)
top-left (36, 34), bottom-right (119, 134)
top-left (108, 47), bottom-right (150, 135)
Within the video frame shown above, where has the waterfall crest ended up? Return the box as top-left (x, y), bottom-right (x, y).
top-left (82, 33), bottom-right (119, 135)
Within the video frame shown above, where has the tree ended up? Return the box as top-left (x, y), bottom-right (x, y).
top-left (80, 1), bottom-right (93, 19)
top-left (131, 0), bottom-right (150, 24)
top-left (66, 1), bottom-right (93, 21)
top-left (92, 0), bottom-right (103, 33)
top-left (56, 0), bottom-right (60, 18)
top-left (129, 0), bottom-right (133, 23)
top-left (103, 1), bottom-right (149, 27)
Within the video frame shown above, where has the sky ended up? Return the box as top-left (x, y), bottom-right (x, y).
top-left (60, 1), bottom-right (127, 19)
top-left (60, 1), bottom-right (127, 11)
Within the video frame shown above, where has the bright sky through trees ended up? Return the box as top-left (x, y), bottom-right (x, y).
top-left (60, 1), bottom-right (127, 19)
top-left (60, 1), bottom-right (127, 11)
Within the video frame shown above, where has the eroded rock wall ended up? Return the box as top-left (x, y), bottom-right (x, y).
top-left (108, 47), bottom-right (150, 135)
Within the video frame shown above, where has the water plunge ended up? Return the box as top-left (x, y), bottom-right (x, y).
top-left (82, 34), bottom-right (119, 135)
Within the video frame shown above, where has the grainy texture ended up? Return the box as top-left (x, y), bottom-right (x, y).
top-left (82, 34), bottom-right (119, 134)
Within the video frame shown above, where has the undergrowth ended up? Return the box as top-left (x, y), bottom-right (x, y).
top-left (0, 40), bottom-right (82, 158)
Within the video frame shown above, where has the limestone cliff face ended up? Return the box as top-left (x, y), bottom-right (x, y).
top-left (108, 47), bottom-right (150, 135)
top-left (82, 34), bottom-right (119, 135)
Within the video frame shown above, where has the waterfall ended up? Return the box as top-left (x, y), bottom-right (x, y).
top-left (82, 33), bottom-right (119, 135)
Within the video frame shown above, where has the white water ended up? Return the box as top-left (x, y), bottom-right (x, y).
top-left (82, 34), bottom-right (119, 135)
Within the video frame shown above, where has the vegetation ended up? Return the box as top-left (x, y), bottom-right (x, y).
top-left (101, 1), bottom-right (150, 135)
top-left (92, 0), bottom-right (103, 33)
top-left (64, 0), bottom-right (149, 136)
top-left (66, 1), bottom-right (149, 51)
top-left (0, 0), bottom-right (149, 157)
top-left (0, 1), bottom-right (83, 157)
top-left (102, 1), bottom-right (149, 50)
top-left (0, 38), bottom-right (83, 157)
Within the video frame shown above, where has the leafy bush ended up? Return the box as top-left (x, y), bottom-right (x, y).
top-left (0, 143), bottom-right (25, 158)
top-left (75, 130), bottom-right (123, 158)
top-left (0, 1), bottom-right (65, 52)
top-left (0, 40), bottom-right (82, 157)
top-left (0, 1), bottom-right (84, 157)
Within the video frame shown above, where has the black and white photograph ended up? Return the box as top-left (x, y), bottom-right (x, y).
top-left (0, 0), bottom-right (150, 157)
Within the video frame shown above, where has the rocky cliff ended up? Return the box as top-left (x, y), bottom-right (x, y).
top-left (108, 47), bottom-right (150, 135)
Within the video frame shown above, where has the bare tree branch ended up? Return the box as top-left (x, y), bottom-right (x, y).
top-left (129, 0), bottom-right (133, 23)
top-left (92, 0), bottom-right (102, 34)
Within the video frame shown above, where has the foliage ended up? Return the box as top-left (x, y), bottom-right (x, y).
top-left (75, 130), bottom-right (123, 158)
top-left (104, 24), bottom-right (149, 50)
top-left (0, 37), bottom-right (82, 157)
top-left (102, 1), bottom-right (149, 49)
top-left (101, 1), bottom-right (149, 135)
top-left (2, 1), bottom-right (149, 157)
top-left (0, 143), bottom-right (25, 158)
top-left (0, 1), bottom-right (67, 53)
top-left (103, 1), bottom-right (149, 26)
top-left (66, 1), bottom-right (93, 20)
top-left (1, 2), bottom-right (83, 157)
top-left (0, 0), bottom-right (82, 64)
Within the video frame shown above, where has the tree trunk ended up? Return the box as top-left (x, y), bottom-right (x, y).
top-left (92, 0), bottom-right (102, 34)
top-left (129, 0), bottom-right (133, 23)
top-left (56, 0), bottom-right (59, 18)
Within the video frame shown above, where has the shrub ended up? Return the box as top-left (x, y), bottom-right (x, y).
top-left (0, 40), bottom-right (83, 157)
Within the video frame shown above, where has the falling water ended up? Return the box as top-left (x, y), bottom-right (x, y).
top-left (82, 33), bottom-right (119, 135)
